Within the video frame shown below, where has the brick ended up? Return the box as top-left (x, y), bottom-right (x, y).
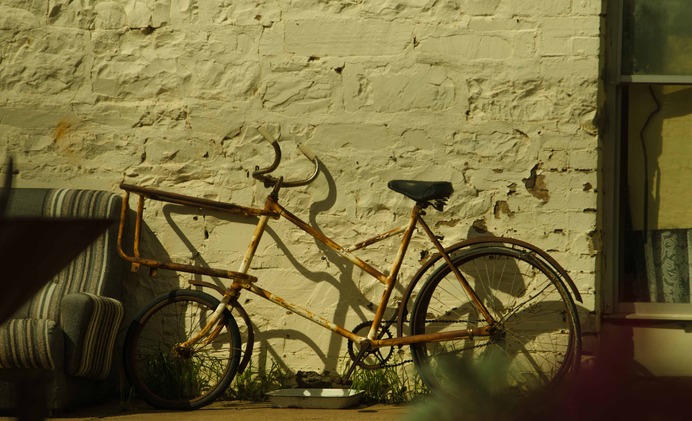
top-left (500, 0), bottom-right (572, 16)
top-left (259, 22), bottom-right (284, 56)
top-left (124, 0), bottom-right (156, 28)
top-left (513, 30), bottom-right (538, 58)
top-left (94, 2), bottom-right (128, 29)
top-left (0, 6), bottom-right (39, 30)
top-left (368, 67), bottom-right (457, 112)
top-left (418, 33), bottom-right (513, 60)
top-left (572, 0), bottom-right (603, 16)
top-left (284, 20), bottom-right (413, 56)
top-left (568, 148), bottom-right (599, 170)
top-left (542, 16), bottom-right (601, 37)
top-left (572, 36), bottom-right (600, 56)
top-left (540, 35), bottom-right (572, 57)
top-left (465, 0), bottom-right (503, 16)
top-left (2, 0), bottom-right (43, 16)
top-left (468, 16), bottom-right (537, 32)
top-left (541, 56), bottom-right (599, 81)
top-left (262, 72), bottom-right (334, 114)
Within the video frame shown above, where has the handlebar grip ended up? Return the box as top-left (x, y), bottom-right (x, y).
top-left (298, 143), bottom-right (317, 161)
top-left (256, 127), bottom-right (277, 144)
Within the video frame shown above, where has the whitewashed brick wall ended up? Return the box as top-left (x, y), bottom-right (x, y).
top-left (0, 0), bottom-right (601, 372)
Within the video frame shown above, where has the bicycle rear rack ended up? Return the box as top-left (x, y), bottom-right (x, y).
top-left (117, 183), bottom-right (277, 283)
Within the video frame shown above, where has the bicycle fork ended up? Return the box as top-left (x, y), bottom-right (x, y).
top-left (177, 210), bottom-right (273, 352)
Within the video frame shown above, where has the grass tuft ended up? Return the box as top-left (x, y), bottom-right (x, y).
top-left (225, 359), bottom-right (293, 401)
top-left (348, 356), bottom-right (428, 404)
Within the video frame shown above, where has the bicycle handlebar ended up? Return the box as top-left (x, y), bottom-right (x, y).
top-left (297, 143), bottom-right (317, 161)
top-left (251, 127), bottom-right (320, 188)
top-left (253, 127), bottom-right (282, 177)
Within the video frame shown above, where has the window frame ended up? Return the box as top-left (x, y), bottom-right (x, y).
top-left (603, 0), bottom-right (692, 321)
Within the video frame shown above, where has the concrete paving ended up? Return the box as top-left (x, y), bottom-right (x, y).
top-left (4, 375), bottom-right (692, 420)
top-left (37, 400), bottom-right (413, 421)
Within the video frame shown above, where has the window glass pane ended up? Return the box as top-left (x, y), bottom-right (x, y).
top-left (622, 85), bottom-right (692, 303)
top-left (622, 0), bottom-right (692, 76)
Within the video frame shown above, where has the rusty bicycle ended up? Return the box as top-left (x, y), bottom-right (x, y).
top-left (118, 127), bottom-right (582, 410)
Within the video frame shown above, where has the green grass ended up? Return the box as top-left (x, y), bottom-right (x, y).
top-left (139, 351), bottom-right (222, 400)
top-left (348, 357), bottom-right (428, 404)
top-left (225, 359), bottom-right (293, 401)
top-left (221, 354), bottom-right (427, 405)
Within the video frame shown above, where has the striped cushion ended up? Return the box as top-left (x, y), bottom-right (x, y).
top-left (21, 189), bottom-right (120, 320)
top-left (0, 319), bottom-right (63, 370)
top-left (61, 293), bottom-right (124, 379)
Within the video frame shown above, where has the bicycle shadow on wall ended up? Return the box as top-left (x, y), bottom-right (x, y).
top-left (120, 206), bottom-right (180, 321)
top-left (273, 161), bottom-right (402, 372)
top-left (153, 159), bottom-right (409, 375)
top-left (464, 225), bottom-right (592, 336)
top-left (158, 203), bottom-right (333, 370)
top-left (263, 159), bottom-right (435, 373)
top-left (294, 159), bottom-right (410, 371)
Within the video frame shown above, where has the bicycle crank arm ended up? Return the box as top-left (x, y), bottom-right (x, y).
top-left (343, 339), bottom-right (372, 380)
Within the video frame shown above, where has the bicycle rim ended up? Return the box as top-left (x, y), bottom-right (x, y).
top-left (410, 245), bottom-right (580, 398)
top-left (124, 290), bottom-right (241, 410)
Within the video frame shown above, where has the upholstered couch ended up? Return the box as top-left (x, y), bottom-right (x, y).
top-left (0, 188), bottom-right (125, 413)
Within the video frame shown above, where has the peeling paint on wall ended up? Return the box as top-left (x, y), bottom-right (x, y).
top-left (494, 200), bottom-right (514, 218)
top-left (523, 164), bottom-right (550, 203)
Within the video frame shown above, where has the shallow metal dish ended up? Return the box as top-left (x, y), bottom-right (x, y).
top-left (266, 388), bottom-right (364, 409)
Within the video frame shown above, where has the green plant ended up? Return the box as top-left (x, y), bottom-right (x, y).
top-left (348, 356), bottom-right (428, 404)
top-left (404, 353), bottom-right (556, 421)
top-left (139, 351), bottom-right (223, 400)
top-left (226, 359), bottom-right (293, 401)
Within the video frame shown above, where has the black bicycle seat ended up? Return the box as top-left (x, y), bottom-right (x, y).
top-left (387, 180), bottom-right (454, 202)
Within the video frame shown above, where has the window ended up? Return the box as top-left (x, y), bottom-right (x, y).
top-left (606, 0), bottom-right (692, 316)
top-left (620, 84), bottom-right (692, 304)
top-left (620, 0), bottom-right (692, 82)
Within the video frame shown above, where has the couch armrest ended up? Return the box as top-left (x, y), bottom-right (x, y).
top-left (60, 292), bottom-right (124, 380)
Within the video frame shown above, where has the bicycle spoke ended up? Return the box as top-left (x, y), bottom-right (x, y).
top-left (124, 290), bottom-right (241, 410)
top-left (410, 245), bottom-right (580, 399)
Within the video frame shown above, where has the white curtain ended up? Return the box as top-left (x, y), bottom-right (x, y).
top-left (644, 229), bottom-right (692, 303)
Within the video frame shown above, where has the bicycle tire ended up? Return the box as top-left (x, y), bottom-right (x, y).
top-left (410, 245), bottom-right (581, 398)
top-left (123, 290), bottom-right (241, 410)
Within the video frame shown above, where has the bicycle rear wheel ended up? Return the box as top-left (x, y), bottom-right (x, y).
top-left (410, 245), bottom-right (580, 398)
top-left (123, 290), bottom-right (241, 410)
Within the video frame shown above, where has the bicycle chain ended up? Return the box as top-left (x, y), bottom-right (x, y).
top-left (380, 319), bottom-right (478, 368)
top-left (350, 319), bottom-right (485, 369)
top-left (381, 353), bottom-right (412, 368)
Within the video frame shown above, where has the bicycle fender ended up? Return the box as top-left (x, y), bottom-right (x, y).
top-left (395, 236), bottom-right (583, 337)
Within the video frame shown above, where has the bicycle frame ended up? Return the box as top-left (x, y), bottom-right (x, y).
top-left (118, 181), bottom-right (494, 353)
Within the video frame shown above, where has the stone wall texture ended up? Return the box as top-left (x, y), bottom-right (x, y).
top-left (1, 0), bottom-right (601, 372)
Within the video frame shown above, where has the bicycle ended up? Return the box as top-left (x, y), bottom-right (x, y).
top-left (117, 127), bottom-right (583, 410)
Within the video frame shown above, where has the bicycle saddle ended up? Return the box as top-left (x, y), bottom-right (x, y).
top-left (387, 180), bottom-right (454, 202)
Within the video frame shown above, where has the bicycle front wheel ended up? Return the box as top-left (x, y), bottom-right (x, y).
top-left (123, 290), bottom-right (241, 410)
top-left (410, 245), bottom-right (580, 398)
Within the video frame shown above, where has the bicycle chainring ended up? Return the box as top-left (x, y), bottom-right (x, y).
top-left (347, 321), bottom-right (395, 370)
